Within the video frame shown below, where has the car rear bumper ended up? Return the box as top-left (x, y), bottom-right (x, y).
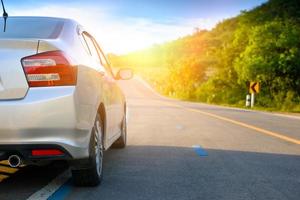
top-left (0, 144), bottom-right (72, 162)
top-left (0, 86), bottom-right (91, 160)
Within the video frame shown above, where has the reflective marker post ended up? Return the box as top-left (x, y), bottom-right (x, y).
top-left (251, 93), bottom-right (255, 108)
top-left (246, 94), bottom-right (251, 107)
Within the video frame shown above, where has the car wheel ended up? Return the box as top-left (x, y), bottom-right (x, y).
top-left (72, 114), bottom-right (104, 186)
top-left (112, 115), bottom-right (127, 148)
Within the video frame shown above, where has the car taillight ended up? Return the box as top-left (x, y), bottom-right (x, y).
top-left (21, 51), bottom-right (77, 87)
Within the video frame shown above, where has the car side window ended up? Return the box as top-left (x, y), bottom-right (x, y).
top-left (82, 32), bottom-right (101, 64)
top-left (91, 38), bottom-right (115, 78)
top-left (94, 43), bottom-right (114, 77)
top-left (82, 32), bottom-right (114, 77)
top-left (99, 50), bottom-right (109, 68)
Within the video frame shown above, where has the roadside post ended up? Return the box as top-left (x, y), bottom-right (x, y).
top-left (246, 94), bottom-right (251, 107)
top-left (249, 82), bottom-right (260, 108)
top-left (251, 93), bottom-right (255, 108)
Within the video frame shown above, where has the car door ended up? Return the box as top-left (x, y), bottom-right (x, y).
top-left (81, 32), bottom-right (116, 141)
top-left (93, 40), bottom-right (125, 138)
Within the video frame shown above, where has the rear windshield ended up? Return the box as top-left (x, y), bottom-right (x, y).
top-left (0, 17), bottom-right (64, 39)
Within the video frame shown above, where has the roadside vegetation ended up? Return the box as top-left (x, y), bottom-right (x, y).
top-left (109, 0), bottom-right (300, 112)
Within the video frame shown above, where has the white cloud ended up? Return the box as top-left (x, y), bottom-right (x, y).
top-left (10, 5), bottom-right (219, 54)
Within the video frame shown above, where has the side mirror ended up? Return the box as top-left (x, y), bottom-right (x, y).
top-left (116, 68), bottom-right (133, 80)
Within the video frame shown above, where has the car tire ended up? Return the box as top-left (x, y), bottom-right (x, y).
top-left (72, 114), bottom-right (104, 186)
top-left (112, 114), bottom-right (127, 149)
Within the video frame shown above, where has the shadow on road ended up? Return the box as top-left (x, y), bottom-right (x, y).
top-left (67, 145), bottom-right (300, 200)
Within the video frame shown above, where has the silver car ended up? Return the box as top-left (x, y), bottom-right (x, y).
top-left (0, 16), bottom-right (132, 186)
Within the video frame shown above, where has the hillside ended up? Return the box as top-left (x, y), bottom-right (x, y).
top-left (109, 0), bottom-right (300, 112)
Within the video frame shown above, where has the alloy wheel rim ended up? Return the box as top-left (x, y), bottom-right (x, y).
top-left (123, 117), bottom-right (127, 142)
top-left (94, 119), bottom-right (103, 177)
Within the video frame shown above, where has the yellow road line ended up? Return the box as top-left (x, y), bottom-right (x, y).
top-left (0, 160), bottom-right (20, 183)
top-left (0, 174), bottom-right (9, 182)
top-left (161, 101), bottom-right (300, 145)
top-left (0, 165), bottom-right (18, 174)
top-left (0, 160), bottom-right (9, 165)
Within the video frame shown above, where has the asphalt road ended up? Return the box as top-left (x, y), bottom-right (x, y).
top-left (0, 77), bottom-right (300, 200)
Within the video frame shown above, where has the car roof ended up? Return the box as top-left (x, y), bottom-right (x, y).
top-left (8, 16), bottom-right (70, 20)
top-left (0, 16), bottom-right (79, 40)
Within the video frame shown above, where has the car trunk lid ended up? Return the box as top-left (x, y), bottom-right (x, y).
top-left (0, 39), bottom-right (38, 100)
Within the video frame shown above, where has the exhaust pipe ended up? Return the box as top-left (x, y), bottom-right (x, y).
top-left (8, 155), bottom-right (22, 168)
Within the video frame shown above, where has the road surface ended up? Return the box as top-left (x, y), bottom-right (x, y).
top-left (0, 77), bottom-right (299, 200)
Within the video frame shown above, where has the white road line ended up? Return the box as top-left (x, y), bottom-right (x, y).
top-left (273, 113), bottom-right (300, 120)
top-left (26, 170), bottom-right (71, 200)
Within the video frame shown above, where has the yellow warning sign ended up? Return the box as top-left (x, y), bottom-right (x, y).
top-left (249, 82), bottom-right (260, 94)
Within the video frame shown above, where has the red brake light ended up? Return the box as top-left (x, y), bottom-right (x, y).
top-left (31, 149), bottom-right (64, 156)
top-left (21, 51), bottom-right (77, 87)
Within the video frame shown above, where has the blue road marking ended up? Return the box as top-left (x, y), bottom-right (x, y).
top-left (193, 145), bottom-right (208, 156)
top-left (48, 179), bottom-right (72, 200)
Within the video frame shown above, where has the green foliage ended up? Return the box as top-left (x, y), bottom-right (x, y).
top-left (110, 0), bottom-right (300, 112)
top-left (234, 19), bottom-right (300, 108)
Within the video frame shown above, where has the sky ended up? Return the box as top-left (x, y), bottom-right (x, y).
top-left (5, 0), bottom-right (267, 54)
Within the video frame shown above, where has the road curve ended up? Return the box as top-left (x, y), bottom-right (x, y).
top-left (0, 77), bottom-right (299, 200)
